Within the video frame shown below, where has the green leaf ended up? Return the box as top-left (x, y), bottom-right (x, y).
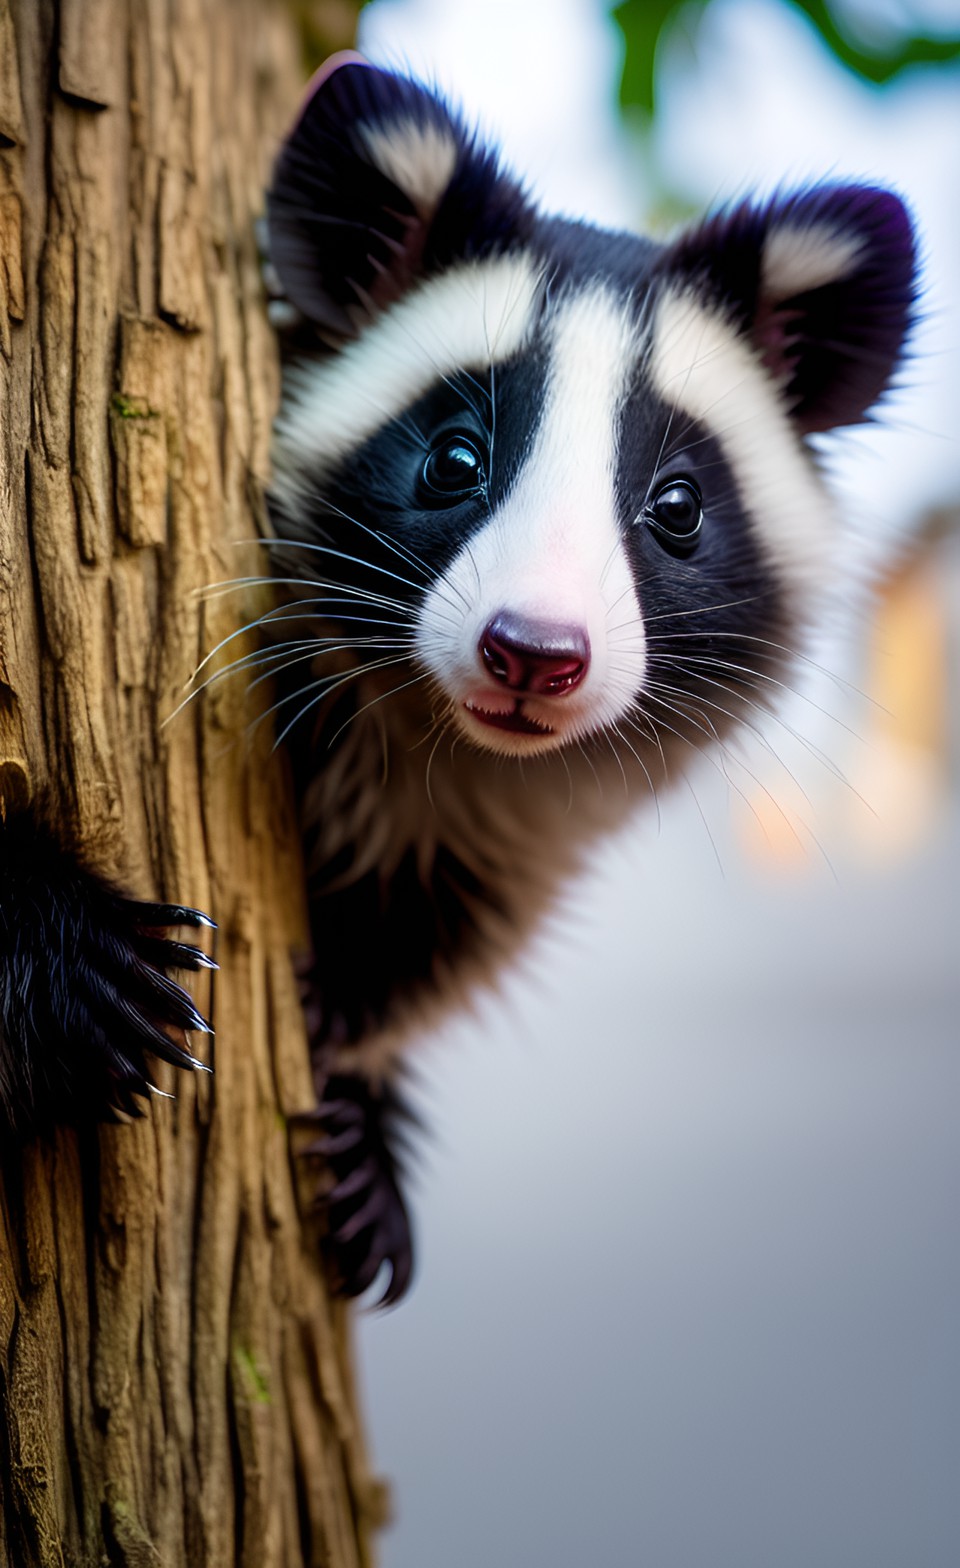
top-left (612, 0), bottom-right (960, 117)
top-left (613, 0), bottom-right (699, 115)
top-left (791, 0), bottom-right (960, 84)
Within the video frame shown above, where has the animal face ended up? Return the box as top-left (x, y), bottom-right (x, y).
top-left (266, 57), bottom-right (915, 764)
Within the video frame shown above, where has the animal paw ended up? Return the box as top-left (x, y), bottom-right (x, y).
top-left (299, 1072), bottom-right (416, 1306)
top-left (0, 815), bottom-right (216, 1138)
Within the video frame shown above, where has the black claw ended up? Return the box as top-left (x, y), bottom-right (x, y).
top-left (137, 937), bottom-right (219, 973)
top-left (0, 814), bottom-right (216, 1140)
top-left (329, 1160), bottom-right (378, 1204)
top-left (316, 1097), bottom-right (365, 1123)
top-left (298, 1070), bottom-right (416, 1306)
top-left (312, 1125), bottom-right (366, 1157)
top-left (342, 1247), bottom-right (386, 1301)
top-left (126, 900), bottom-right (218, 931)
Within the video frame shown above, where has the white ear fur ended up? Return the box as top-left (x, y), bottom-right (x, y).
top-left (358, 119), bottom-right (460, 215)
top-left (761, 224), bottom-right (864, 299)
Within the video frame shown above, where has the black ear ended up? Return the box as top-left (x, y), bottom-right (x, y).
top-left (267, 55), bottom-right (533, 338)
top-left (662, 185), bottom-right (917, 433)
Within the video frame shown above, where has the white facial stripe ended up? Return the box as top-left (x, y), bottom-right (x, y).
top-left (359, 119), bottom-right (458, 214)
top-left (483, 288), bottom-right (637, 617)
top-left (762, 224), bottom-right (863, 299)
top-left (272, 253), bottom-right (542, 500)
top-left (650, 286), bottom-right (832, 597)
top-left (418, 287), bottom-right (648, 752)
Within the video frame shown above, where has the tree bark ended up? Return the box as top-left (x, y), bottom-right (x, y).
top-left (0, 3), bottom-right (383, 1563)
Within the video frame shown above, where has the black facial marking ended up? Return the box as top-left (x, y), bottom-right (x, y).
top-left (272, 338), bottom-right (550, 642)
top-left (616, 382), bottom-right (789, 728)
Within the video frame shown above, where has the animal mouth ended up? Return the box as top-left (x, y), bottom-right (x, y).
top-left (463, 699), bottom-right (556, 737)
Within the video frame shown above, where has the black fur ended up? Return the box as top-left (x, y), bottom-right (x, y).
top-left (0, 813), bottom-right (214, 1140)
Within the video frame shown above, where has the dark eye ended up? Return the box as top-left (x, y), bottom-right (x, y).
top-left (420, 435), bottom-right (486, 504)
top-left (645, 479), bottom-right (703, 557)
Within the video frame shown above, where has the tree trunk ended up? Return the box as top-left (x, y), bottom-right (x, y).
top-left (0, 3), bottom-right (383, 1563)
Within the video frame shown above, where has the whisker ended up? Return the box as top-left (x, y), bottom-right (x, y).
top-left (655, 649), bottom-right (872, 749)
top-left (248, 639), bottom-right (415, 695)
top-left (625, 704), bottom-right (763, 860)
top-left (643, 669), bottom-right (818, 814)
top-left (246, 524), bottom-right (436, 589)
top-left (642, 593), bottom-right (770, 624)
top-left (640, 628), bottom-right (885, 708)
top-left (185, 590), bottom-right (419, 693)
top-left (228, 542), bottom-right (435, 604)
top-left (324, 668), bottom-right (434, 750)
top-left (179, 632), bottom-right (412, 709)
top-left (424, 725), bottom-right (449, 812)
top-left (574, 737), bottom-right (604, 800)
top-left (682, 770), bottom-right (726, 879)
top-left (638, 682), bottom-right (836, 874)
top-left (556, 745), bottom-right (576, 815)
top-left (603, 730), bottom-right (630, 795)
top-left (609, 720), bottom-right (661, 828)
top-left (275, 500), bottom-right (472, 618)
top-left (269, 653), bottom-right (415, 750)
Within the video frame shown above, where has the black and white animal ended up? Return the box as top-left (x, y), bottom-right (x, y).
top-left (0, 55), bottom-right (915, 1307)
top-left (258, 57), bottom-right (915, 1301)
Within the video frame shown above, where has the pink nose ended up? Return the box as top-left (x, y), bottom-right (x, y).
top-left (479, 614), bottom-right (589, 696)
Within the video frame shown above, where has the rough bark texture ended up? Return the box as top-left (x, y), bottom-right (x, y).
top-left (0, 2), bottom-right (384, 1563)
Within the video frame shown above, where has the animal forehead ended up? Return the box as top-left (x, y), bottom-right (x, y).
top-left (274, 258), bottom-right (664, 482)
top-left (274, 253), bottom-right (545, 481)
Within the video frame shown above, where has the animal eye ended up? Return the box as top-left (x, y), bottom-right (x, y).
top-left (420, 436), bottom-right (486, 504)
top-left (645, 479), bottom-right (703, 557)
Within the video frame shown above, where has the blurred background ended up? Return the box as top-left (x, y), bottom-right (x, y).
top-left (330, 2), bottom-right (960, 1563)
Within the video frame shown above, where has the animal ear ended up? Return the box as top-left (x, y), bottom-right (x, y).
top-left (267, 54), bottom-right (533, 338)
top-left (662, 185), bottom-right (917, 433)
